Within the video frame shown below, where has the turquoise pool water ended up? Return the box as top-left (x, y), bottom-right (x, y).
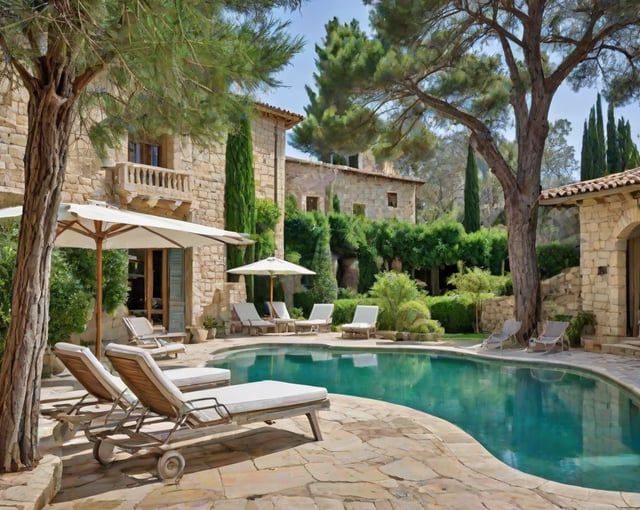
top-left (210, 345), bottom-right (640, 492)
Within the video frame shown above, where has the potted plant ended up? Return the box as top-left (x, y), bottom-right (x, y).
top-left (187, 324), bottom-right (208, 343)
top-left (203, 316), bottom-right (223, 340)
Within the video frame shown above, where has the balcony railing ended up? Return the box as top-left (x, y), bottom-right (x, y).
top-left (113, 162), bottom-right (191, 203)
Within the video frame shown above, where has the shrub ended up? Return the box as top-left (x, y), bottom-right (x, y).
top-left (537, 242), bottom-right (579, 279)
top-left (332, 299), bottom-right (361, 326)
top-left (396, 300), bottom-right (437, 334)
top-left (427, 295), bottom-right (475, 333)
top-left (48, 251), bottom-right (94, 345)
top-left (564, 311), bottom-right (596, 347)
top-left (369, 271), bottom-right (421, 331)
top-left (448, 266), bottom-right (509, 332)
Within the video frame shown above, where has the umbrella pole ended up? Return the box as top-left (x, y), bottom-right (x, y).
top-left (95, 238), bottom-right (103, 360)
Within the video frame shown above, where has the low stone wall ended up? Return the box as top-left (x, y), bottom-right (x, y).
top-left (480, 267), bottom-right (581, 333)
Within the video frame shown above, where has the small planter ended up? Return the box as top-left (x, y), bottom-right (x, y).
top-left (207, 328), bottom-right (217, 340)
top-left (42, 346), bottom-right (65, 377)
top-left (189, 327), bottom-right (208, 343)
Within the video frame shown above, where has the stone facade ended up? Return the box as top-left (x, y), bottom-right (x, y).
top-left (285, 157), bottom-right (424, 223)
top-left (0, 82), bottom-right (301, 344)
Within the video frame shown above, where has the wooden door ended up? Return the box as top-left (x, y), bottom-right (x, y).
top-left (167, 248), bottom-right (185, 332)
top-left (627, 236), bottom-right (640, 336)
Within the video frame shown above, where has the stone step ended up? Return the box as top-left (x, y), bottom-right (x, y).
top-left (601, 343), bottom-right (640, 357)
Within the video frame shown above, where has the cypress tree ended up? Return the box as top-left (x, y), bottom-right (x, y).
top-left (463, 144), bottom-right (480, 233)
top-left (224, 114), bottom-right (256, 300)
top-left (625, 120), bottom-right (640, 169)
top-left (588, 107), bottom-right (602, 178)
top-left (309, 214), bottom-right (338, 303)
top-left (618, 118), bottom-right (640, 170)
top-left (606, 102), bottom-right (621, 174)
top-left (580, 120), bottom-right (592, 180)
top-left (595, 94), bottom-right (607, 175)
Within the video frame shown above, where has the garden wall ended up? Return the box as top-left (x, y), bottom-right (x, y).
top-left (480, 266), bottom-right (581, 333)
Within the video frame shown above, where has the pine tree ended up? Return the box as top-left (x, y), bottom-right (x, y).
top-left (463, 144), bottom-right (480, 233)
top-left (225, 115), bottom-right (256, 300)
top-left (606, 102), bottom-right (621, 174)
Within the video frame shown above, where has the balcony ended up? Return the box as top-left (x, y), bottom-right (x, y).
top-left (113, 163), bottom-right (192, 211)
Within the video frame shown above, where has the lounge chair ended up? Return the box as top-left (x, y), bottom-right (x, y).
top-left (342, 305), bottom-right (378, 338)
top-left (99, 343), bottom-right (330, 481)
top-left (294, 303), bottom-right (334, 333)
top-left (528, 320), bottom-right (570, 353)
top-left (122, 316), bottom-right (187, 358)
top-left (232, 303), bottom-right (276, 335)
top-left (266, 301), bottom-right (296, 333)
top-left (480, 319), bottom-right (522, 350)
top-left (341, 305), bottom-right (379, 339)
top-left (43, 342), bottom-right (230, 443)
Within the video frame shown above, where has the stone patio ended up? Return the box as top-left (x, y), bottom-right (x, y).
top-left (5, 333), bottom-right (640, 509)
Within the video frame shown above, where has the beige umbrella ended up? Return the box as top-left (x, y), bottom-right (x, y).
top-left (227, 256), bottom-right (315, 314)
top-left (0, 201), bottom-right (251, 358)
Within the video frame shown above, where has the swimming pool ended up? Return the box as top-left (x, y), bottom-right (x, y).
top-left (210, 345), bottom-right (640, 492)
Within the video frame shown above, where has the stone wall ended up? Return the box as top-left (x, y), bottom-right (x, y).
top-left (480, 266), bottom-right (581, 333)
top-left (578, 195), bottom-right (637, 337)
top-left (286, 158), bottom-right (421, 223)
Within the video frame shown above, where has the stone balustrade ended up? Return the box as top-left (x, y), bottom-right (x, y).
top-left (113, 162), bottom-right (191, 202)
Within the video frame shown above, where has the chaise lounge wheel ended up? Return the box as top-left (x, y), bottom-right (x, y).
top-left (93, 439), bottom-right (116, 466)
top-left (157, 450), bottom-right (185, 482)
top-left (52, 422), bottom-right (75, 443)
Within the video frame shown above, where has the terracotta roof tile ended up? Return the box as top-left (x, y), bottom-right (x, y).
top-left (540, 167), bottom-right (640, 204)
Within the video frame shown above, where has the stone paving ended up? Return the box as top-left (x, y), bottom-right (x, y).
top-left (7, 333), bottom-right (640, 509)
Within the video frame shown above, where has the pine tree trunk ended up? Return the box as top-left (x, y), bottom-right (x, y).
top-left (505, 193), bottom-right (541, 342)
top-left (0, 82), bottom-right (74, 472)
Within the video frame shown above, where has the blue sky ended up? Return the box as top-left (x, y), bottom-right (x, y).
top-left (259, 2), bottom-right (639, 162)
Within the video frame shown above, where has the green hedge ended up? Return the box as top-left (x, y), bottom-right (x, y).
top-left (536, 242), bottom-right (579, 279)
top-left (426, 295), bottom-right (475, 333)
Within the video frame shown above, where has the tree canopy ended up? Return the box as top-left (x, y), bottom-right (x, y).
top-left (293, 1), bottom-right (640, 344)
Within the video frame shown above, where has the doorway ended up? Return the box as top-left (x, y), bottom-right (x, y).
top-left (127, 248), bottom-right (185, 331)
top-left (627, 230), bottom-right (640, 336)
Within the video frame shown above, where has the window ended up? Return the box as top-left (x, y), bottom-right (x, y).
top-left (306, 196), bottom-right (319, 212)
top-left (387, 192), bottom-right (398, 208)
top-left (353, 203), bottom-right (366, 216)
top-left (128, 137), bottom-right (165, 167)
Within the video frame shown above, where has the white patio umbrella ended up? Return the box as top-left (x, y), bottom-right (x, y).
top-left (0, 201), bottom-right (251, 358)
top-left (227, 256), bottom-right (315, 314)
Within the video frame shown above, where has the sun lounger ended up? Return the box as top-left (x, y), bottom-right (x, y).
top-left (480, 319), bottom-right (522, 350)
top-left (42, 342), bottom-right (230, 443)
top-left (341, 305), bottom-right (379, 339)
top-left (98, 343), bottom-right (330, 481)
top-left (122, 316), bottom-right (187, 358)
top-left (266, 301), bottom-right (296, 332)
top-left (232, 303), bottom-right (276, 335)
top-left (294, 304), bottom-right (334, 333)
top-left (528, 320), bottom-right (570, 353)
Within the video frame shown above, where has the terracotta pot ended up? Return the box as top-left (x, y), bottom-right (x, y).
top-left (192, 328), bottom-right (208, 343)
